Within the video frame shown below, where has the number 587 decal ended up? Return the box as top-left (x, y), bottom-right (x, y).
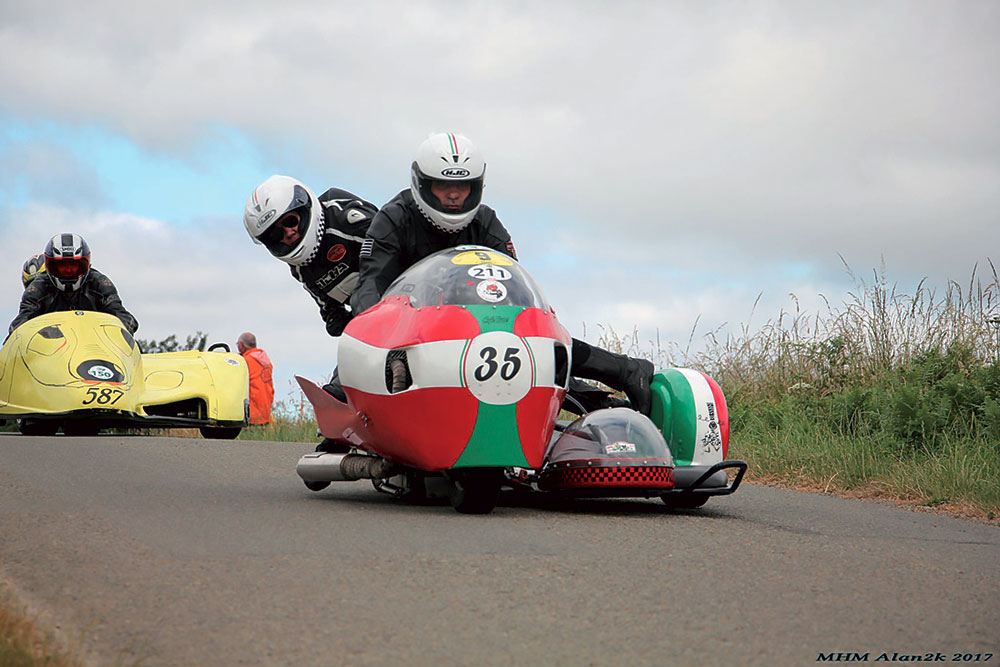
top-left (463, 331), bottom-right (533, 405)
top-left (82, 387), bottom-right (124, 406)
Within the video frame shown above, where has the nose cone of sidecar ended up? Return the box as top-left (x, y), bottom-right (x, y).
top-left (539, 408), bottom-right (674, 493)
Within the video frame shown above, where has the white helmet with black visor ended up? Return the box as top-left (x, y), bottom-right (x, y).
top-left (243, 175), bottom-right (324, 266)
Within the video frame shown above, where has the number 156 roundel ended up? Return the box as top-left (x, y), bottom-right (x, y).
top-left (337, 247), bottom-right (571, 472)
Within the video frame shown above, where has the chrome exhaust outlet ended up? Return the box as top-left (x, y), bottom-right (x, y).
top-left (296, 452), bottom-right (397, 483)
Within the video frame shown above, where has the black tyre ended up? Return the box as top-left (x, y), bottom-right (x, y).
top-left (304, 480), bottom-right (331, 492)
top-left (660, 493), bottom-right (709, 509)
top-left (397, 472), bottom-right (428, 503)
top-left (200, 426), bottom-right (242, 439)
top-left (448, 469), bottom-right (502, 514)
top-left (62, 422), bottom-right (101, 437)
top-left (18, 419), bottom-right (59, 436)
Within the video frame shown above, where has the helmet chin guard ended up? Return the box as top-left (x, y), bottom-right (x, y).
top-left (244, 175), bottom-right (325, 266)
top-left (410, 132), bottom-right (485, 233)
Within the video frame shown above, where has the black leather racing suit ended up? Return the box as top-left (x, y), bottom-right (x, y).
top-left (350, 190), bottom-right (654, 415)
top-left (291, 188), bottom-right (377, 336)
top-left (351, 190), bottom-right (515, 314)
top-left (9, 268), bottom-right (139, 335)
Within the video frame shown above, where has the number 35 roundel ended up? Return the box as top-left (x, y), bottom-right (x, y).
top-left (462, 331), bottom-right (532, 405)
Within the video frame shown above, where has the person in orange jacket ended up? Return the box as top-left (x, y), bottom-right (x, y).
top-left (237, 332), bottom-right (275, 425)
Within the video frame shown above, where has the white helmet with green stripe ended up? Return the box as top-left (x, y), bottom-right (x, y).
top-left (410, 132), bottom-right (486, 233)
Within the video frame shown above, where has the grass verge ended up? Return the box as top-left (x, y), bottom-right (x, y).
top-left (0, 584), bottom-right (79, 667)
top-left (599, 261), bottom-right (1000, 522)
top-left (730, 416), bottom-right (1000, 520)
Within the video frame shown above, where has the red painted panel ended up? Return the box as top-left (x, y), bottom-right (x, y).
top-left (346, 297), bottom-right (481, 348)
top-left (515, 387), bottom-right (564, 468)
top-left (348, 386), bottom-right (479, 471)
top-left (513, 308), bottom-right (572, 343)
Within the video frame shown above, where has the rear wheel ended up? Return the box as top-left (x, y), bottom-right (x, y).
top-left (448, 469), bottom-right (503, 514)
top-left (18, 419), bottom-right (58, 436)
top-left (200, 426), bottom-right (242, 439)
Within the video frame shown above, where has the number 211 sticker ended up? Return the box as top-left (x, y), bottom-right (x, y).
top-left (468, 265), bottom-right (512, 281)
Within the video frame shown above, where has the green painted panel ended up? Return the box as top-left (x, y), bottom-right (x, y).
top-left (452, 305), bottom-right (529, 467)
top-left (658, 369), bottom-right (697, 466)
top-left (453, 402), bottom-right (530, 468)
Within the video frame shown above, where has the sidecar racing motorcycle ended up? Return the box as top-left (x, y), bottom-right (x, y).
top-left (296, 246), bottom-right (745, 513)
top-left (0, 310), bottom-right (249, 438)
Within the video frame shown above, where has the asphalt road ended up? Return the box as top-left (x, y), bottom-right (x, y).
top-left (0, 433), bottom-right (997, 667)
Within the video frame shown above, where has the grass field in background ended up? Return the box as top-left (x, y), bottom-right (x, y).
top-left (237, 390), bottom-right (319, 444)
top-left (602, 260), bottom-right (1000, 517)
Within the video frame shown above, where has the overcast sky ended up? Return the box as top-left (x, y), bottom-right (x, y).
top-left (2, 1), bottom-right (997, 402)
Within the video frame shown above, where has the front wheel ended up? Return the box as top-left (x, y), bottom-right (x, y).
top-left (304, 480), bottom-right (330, 492)
top-left (448, 469), bottom-right (502, 514)
top-left (18, 419), bottom-right (59, 436)
top-left (200, 426), bottom-right (242, 440)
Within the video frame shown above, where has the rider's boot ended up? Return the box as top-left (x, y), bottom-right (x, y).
top-left (570, 339), bottom-right (654, 416)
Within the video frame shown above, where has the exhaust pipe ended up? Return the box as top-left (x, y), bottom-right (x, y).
top-left (297, 452), bottom-right (397, 483)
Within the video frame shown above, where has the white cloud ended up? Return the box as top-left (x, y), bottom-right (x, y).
top-left (1, 0), bottom-right (998, 393)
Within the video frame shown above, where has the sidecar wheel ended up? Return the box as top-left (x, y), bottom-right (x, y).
top-left (448, 469), bottom-right (502, 514)
top-left (660, 493), bottom-right (709, 509)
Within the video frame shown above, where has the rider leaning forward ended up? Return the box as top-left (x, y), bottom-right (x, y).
top-left (243, 132), bottom-right (654, 415)
top-left (9, 233), bottom-right (138, 335)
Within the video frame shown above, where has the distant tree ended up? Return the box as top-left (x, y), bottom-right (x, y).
top-left (135, 332), bottom-right (209, 353)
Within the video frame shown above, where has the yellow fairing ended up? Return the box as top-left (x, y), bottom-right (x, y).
top-left (0, 311), bottom-right (248, 428)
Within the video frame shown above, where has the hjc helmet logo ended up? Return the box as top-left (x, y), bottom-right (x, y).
top-left (441, 168), bottom-right (470, 178)
top-left (259, 209), bottom-right (277, 226)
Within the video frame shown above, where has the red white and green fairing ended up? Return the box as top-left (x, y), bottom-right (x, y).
top-left (309, 246), bottom-right (571, 472)
top-left (339, 300), bottom-right (570, 470)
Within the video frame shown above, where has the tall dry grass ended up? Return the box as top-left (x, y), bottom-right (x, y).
top-left (595, 260), bottom-right (1000, 515)
top-left (598, 258), bottom-right (1000, 400)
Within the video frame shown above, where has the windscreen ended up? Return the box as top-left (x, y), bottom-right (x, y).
top-left (547, 408), bottom-right (673, 464)
top-left (383, 246), bottom-right (550, 309)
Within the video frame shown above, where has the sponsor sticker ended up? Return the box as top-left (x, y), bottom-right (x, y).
top-left (327, 244), bottom-right (347, 262)
top-left (225, 358), bottom-right (240, 366)
top-left (476, 280), bottom-right (507, 303)
top-left (88, 365), bottom-right (114, 380)
top-left (605, 441), bottom-right (637, 455)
